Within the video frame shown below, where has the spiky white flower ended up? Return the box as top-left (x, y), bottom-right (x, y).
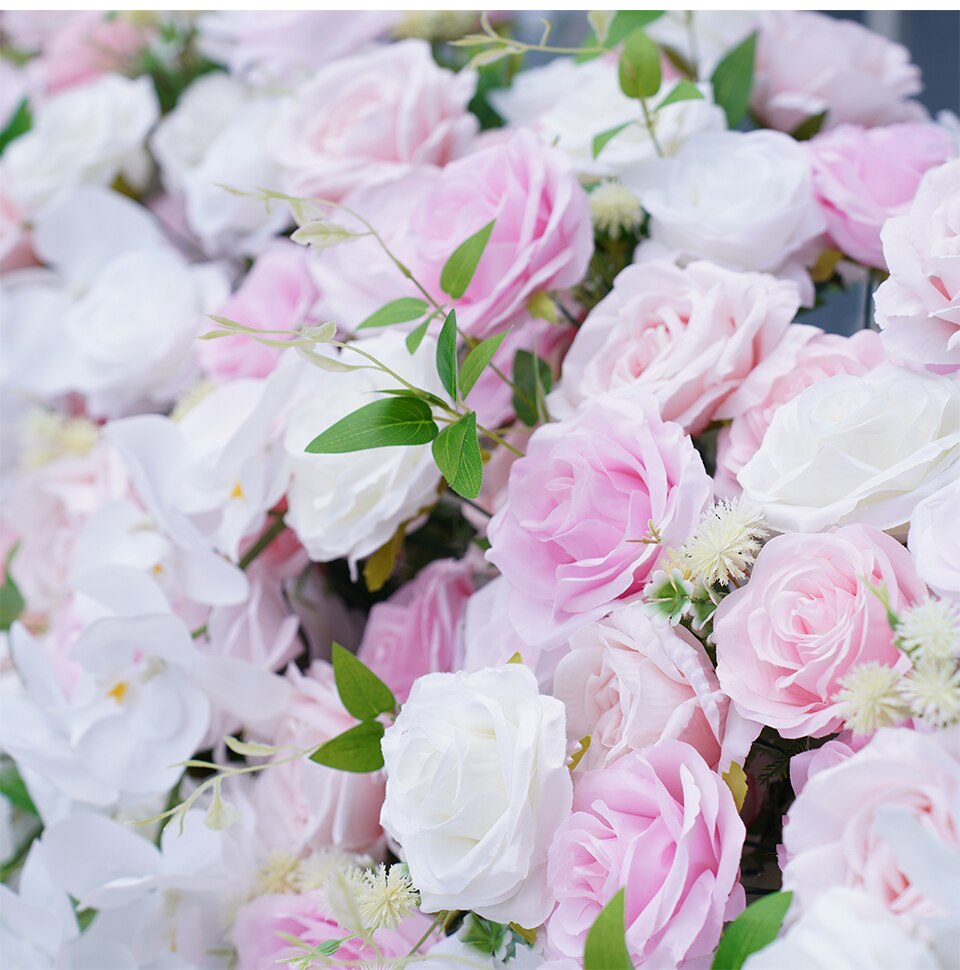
top-left (590, 180), bottom-right (644, 239)
top-left (21, 408), bottom-right (99, 468)
top-left (835, 663), bottom-right (910, 735)
top-left (256, 852), bottom-right (301, 896)
top-left (901, 658), bottom-right (960, 728)
top-left (680, 499), bottom-right (769, 587)
top-left (897, 598), bottom-right (960, 661)
top-left (355, 863), bottom-right (420, 932)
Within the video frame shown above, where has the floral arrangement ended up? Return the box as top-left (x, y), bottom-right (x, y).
top-left (1, 9), bottom-right (959, 970)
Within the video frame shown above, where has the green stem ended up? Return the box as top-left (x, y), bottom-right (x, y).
top-left (640, 97), bottom-right (664, 157)
top-left (0, 823), bottom-right (42, 881)
top-left (406, 911), bottom-right (446, 957)
top-left (239, 514), bottom-right (287, 570)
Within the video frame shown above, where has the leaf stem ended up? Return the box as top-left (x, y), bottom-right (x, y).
top-left (238, 514), bottom-right (287, 570)
top-left (640, 97), bottom-right (664, 157)
top-left (406, 911), bottom-right (446, 957)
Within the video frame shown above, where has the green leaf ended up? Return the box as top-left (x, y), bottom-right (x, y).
top-left (461, 915), bottom-right (512, 958)
top-left (310, 720), bottom-right (385, 773)
top-left (0, 543), bottom-right (25, 632)
top-left (512, 350), bottom-right (553, 427)
top-left (460, 331), bottom-right (508, 398)
top-left (331, 643), bottom-right (396, 721)
top-left (657, 78), bottom-right (705, 110)
top-left (440, 220), bottom-right (495, 299)
top-left (710, 32), bottom-right (757, 128)
top-left (405, 319), bottom-right (431, 354)
top-left (437, 309), bottom-right (459, 401)
top-left (0, 98), bottom-right (31, 155)
top-left (305, 398), bottom-right (438, 454)
top-left (711, 892), bottom-right (793, 970)
top-left (790, 110), bottom-right (828, 141)
top-left (584, 889), bottom-right (634, 970)
top-left (357, 298), bottom-right (429, 331)
top-left (618, 28), bottom-right (662, 100)
top-left (432, 411), bottom-right (483, 499)
top-left (587, 10), bottom-right (616, 45)
top-left (0, 762), bottom-right (38, 817)
top-left (579, 11), bottom-right (664, 61)
top-left (592, 121), bottom-right (633, 159)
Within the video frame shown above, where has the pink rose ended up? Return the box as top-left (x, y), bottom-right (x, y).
top-left (752, 11), bottom-right (925, 132)
top-left (909, 478), bottom-right (960, 601)
top-left (874, 159), bottom-right (960, 370)
top-left (486, 394), bottom-right (711, 649)
top-left (199, 240), bottom-right (321, 382)
top-left (358, 558), bottom-right (474, 703)
top-left (250, 661), bottom-right (385, 856)
top-left (715, 525), bottom-right (925, 738)
top-left (232, 891), bottom-right (435, 970)
top-left (714, 325), bottom-right (887, 497)
top-left (788, 731), bottom-right (865, 797)
top-left (551, 260), bottom-right (799, 434)
top-left (546, 740), bottom-right (746, 967)
top-left (272, 39), bottom-right (477, 201)
top-left (807, 123), bottom-right (954, 269)
top-left (781, 726), bottom-right (960, 928)
top-left (553, 600), bottom-right (754, 774)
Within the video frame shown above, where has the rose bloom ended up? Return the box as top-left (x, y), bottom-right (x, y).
top-left (752, 11), bottom-right (925, 132)
top-left (744, 887), bottom-right (941, 970)
top-left (738, 363), bottom-right (960, 534)
top-left (714, 325), bottom-right (887, 498)
top-left (380, 664), bottom-right (572, 928)
top-left (632, 130), bottom-right (825, 299)
top-left (806, 123), bottom-right (954, 270)
top-left (272, 39), bottom-right (477, 201)
top-left (199, 240), bottom-right (322, 382)
top-left (550, 260), bottom-right (799, 434)
top-left (714, 525), bottom-right (924, 738)
top-left (781, 727), bottom-right (960, 930)
top-left (486, 393), bottom-right (711, 649)
top-left (546, 740), bottom-right (746, 967)
top-left (909, 478), bottom-right (960, 601)
top-left (283, 331), bottom-right (443, 569)
top-left (232, 891), bottom-right (433, 970)
top-left (874, 159), bottom-right (960, 371)
top-left (358, 557), bottom-right (474, 703)
top-left (552, 600), bottom-right (755, 773)
top-left (251, 661), bottom-right (385, 857)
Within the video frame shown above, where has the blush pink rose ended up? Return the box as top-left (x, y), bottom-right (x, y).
top-left (715, 525), bottom-right (926, 738)
top-left (486, 394), bottom-right (711, 649)
top-left (752, 11), bottom-right (925, 132)
top-left (232, 891), bottom-right (436, 970)
top-left (781, 726), bottom-right (960, 928)
top-left (874, 159), bottom-right (960, 370)
top-left (250, 661), bottom-right (385, 856)
top-left (714, 325), bottom-right (888, 497)
top-left (788, 731), bottom-right (865, 797)
top-left (546, 740), bottom-right (746, 967)
top-left (807, 123), bottom-right (954, 269)
top-left (553, 600), bottom-right (755, 774)
top-left (198, 240), bottom-right (322, 382)
top-left (272, 39), bottom-right (477, 201)
top-left (550, 260), bottom-right (799, 434)
top-left (358, 558), bottom-right (474, 703)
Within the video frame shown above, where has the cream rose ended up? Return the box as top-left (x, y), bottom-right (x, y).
top-left (738, 363), bottom-right (960, 533)
top-left (909, 478), bottom-right (960, 601)
top-left (380, 664), bottom-right (572, 928)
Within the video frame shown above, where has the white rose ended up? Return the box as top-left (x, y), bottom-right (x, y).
top-left (909, 478), bottom-right (960, 600)
top-left (744, 888), bottom-right (939, 970)
top-left (489, 56), bottom-right (724, 181)
top-left (381, 664), bottom-right (571, 927)
top-left (1, 73), bottom-right (158, 215)
top-left (629, 130), bottom-right (825, 300)
top-left (283, 332), bottom-right (444, 569)
top-left (739, 363), bottom-right (960, 533)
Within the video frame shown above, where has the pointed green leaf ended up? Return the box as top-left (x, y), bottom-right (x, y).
top-left (0, 543), bottom-right (25, 632)
top-left (584, 889), bottom-right (634, 970)
top-left (357, 298), bottom-right (429, 330)
top-left (579, 11), bottom-right (665, 61)
top-left (0, 762), bottom-right (38, 816)
top-left (437, 309), bottom-right (459, 401)
top-left (405, 319), bottom-right (430, 354)
top-left (0, 98), bottom-right (31, 155)
top-left (512, 350), bottom-right (553, 427)
top-left (657, 78), bottom-right (705, 110)
top-left (309, 720), bottom-right (385, 773)
top-left (305, 398), bottom-right (437, 454)
top-left (618, 28), bottom-right (662, 100)
top-left (440, 220), bottom-right (495, 299)
top-left (432, 411), bottom-right (483, 499)
top-left (790, 110), bottom-right (828, 141)
top-left (711, 892), bottom-right (793, 970)
top-left (331, 643), bottom-right (396, 721)
top-left (710, 32), bottom-right (757, 128)
top-left (593, 122), bottom-right (633, 159)
top-left (460, 331), bottom-right (508, 398)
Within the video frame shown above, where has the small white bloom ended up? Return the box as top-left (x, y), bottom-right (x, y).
top-left (355, 864), bottom-right (419, 931)
top-left (836, 662), bottom-right (910, 735)
top-left (679, 499), bottom-right (768, 587)
top-left (901, 658), bottom-right (960, 728)
top-left (590, 180), bottom-right (644, 239)
top-left (898, 599), bottom-right (960, 662)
